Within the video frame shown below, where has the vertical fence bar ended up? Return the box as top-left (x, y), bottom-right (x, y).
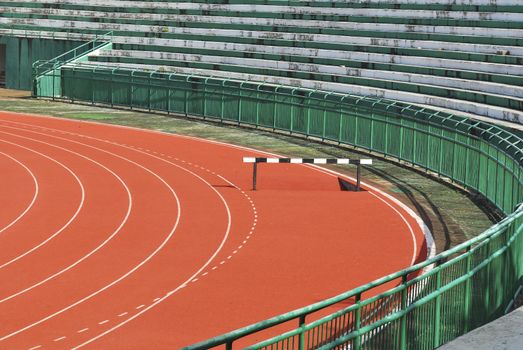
top-left (400, 274), bottom-right (409, 350)
top-left (354, 293), bottom-right (362, 350)
top-left (464, 246), bottom-right (473, 333)
top-left (298, 315), bottom-right (306, 350)
top-left (434, 268), bottom-right (442, 348)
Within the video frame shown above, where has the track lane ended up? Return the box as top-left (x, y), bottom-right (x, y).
top-left (0, 112), bottom-right (429, 349)
top-left (0, 150), bottom-right (38, 237)
top-left (0, 121), bottom-right (242, 350)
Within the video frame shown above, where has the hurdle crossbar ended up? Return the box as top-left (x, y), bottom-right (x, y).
top-left (243, 157), bottom-right (373, 191)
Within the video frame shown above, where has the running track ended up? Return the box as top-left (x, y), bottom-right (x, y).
top-left (0, 111), bottom-right (429, 349)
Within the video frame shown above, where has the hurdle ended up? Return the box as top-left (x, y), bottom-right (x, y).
top-left (243, 157), bottom-right (373, 191)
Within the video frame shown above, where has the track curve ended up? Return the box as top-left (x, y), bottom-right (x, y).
top-left (0, 111), bottom-right (429, 349)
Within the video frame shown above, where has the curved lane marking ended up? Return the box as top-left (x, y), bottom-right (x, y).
top-left (0, 137), bottom-right (85, 271)
top-left (0, 150), bottom-right (39, 237)
top-left (0, 124), bottom-right (232, 343)
top-left (0, 116), bottom-right (433, 346)
top-left (0, 129), bottom-right (132, 303)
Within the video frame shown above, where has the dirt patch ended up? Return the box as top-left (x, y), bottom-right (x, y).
top-left (0, 88), bottom-right (31, 98)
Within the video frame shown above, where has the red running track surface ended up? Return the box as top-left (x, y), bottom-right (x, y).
top-left (0, 111), bottom-right (428, 349)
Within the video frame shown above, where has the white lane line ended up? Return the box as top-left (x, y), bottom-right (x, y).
top-left (152, 298), bottom-right (160, 302)
top-left (0, 119), bottom-right (251, 349)
top-left (77, 328), bottom-right (89, 333)
top-left (98, 320), bottom-right (109, 325)
top-left (68, 147), bottom-right (236, 349)
top-left (135, 304), bottom-right (145, 310)
top-left (0, 131), bottom-right (131, 304)
top-left (0, 151), bottom-right (39, 237)
top-left (117, 312), bottom-right (128, 317)
top-left (53, 336), bottom-right (66, 342)
top-left (0, 128), bottom-right (181, 341)
top-left (0, 137), bottom-right (86, 271)
top-left (28, 346), bottom-right (41, 350)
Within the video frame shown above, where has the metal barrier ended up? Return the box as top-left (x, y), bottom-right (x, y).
top-left (33, 64), bottom-right (523, 350)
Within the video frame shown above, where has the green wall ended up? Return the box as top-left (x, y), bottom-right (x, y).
top-left (0, 36), bottom-right (85, 90)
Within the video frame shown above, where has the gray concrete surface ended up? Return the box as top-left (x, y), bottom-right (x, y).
top-left (439, 306), bottom-right (523, 350)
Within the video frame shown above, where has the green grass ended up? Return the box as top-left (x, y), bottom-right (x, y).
top-left (0, 94), bottom-right (496, 252)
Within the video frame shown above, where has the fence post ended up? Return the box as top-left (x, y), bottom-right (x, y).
top-left (354, 292), bottom-right (362, 350)
top-left (464, 246), bottom-right (473, 333)
top-left (298, 315), bottom-right (306, 350)
top-left (400, 274), bottom-right (409, 350)
top-left (434, 268), bottom-right (442, 348)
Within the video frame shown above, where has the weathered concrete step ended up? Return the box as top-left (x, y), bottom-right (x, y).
top-left (3, 0), bottom-right (522, 11)
top-left (99, 49), bottom-right (523, 98)
top-left (108, 36), bottom-right (523, 77)
top-left (3, 26), bottom-right (521, 58)
top-left (3, 5), bottom-right (522, 22)
top-left (65, 61), bottom-right (523, 123)
top-left (1, 14), bottom-right (523, 39)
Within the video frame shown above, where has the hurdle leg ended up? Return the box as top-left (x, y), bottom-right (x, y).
top-left (356, 164), bottom-right (361, 191)
top-left (253, 162), bottom-right (257, 191)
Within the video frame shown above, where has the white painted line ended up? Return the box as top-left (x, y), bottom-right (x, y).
top-left (0, 126), bottom-right (181, 342)
top-left (136, 304), bottom-right (145, 309)
top-left (28, 346), bottom-right (42, 350)
top-left (98, 320), bottom-right (109, 325)
top-left (290, 158), bottom-right (302, 164)
top-left (202, 272), bottom-right (208, 276)
top-left (315, 158), bottom-right (327, 164)
top-left (153, 298), bottom-right (161, 302)
top-left (337, 159), bottom-right (350, 164)
top-left (220, 261), bottom-right (225, 265)
top-left (117, 312), bottom-right (128, 317)
top-left (243, 157), bottom-right (255, 163)
top-left (77, 328), bottom-right (89, 333)
top-left (212, 266), bottom-right (217, 270)
top-left (360, 159), bottom-right (373, 165)
top-left (191, 278), bottom-right (199, 283)
top-left (0, 138), bottom-right (86, 272)
top-left (0, 151), bottom-right (39, 239)
top-left (54, 336), bottom-right (66, 342)
top-left (266, 158), bottom-right (279, 163)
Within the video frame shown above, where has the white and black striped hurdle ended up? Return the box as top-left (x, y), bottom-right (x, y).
top-left (243, 157), bottom-right (373, 191)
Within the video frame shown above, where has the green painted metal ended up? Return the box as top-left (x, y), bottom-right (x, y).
top-left (33, 63), bottom-right (523, 350)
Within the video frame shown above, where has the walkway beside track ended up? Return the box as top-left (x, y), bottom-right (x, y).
top-left (440, 306), bottom-right (523, 350)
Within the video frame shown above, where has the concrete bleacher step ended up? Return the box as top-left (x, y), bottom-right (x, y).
top-left (97, 49), bottom-right (523, 100)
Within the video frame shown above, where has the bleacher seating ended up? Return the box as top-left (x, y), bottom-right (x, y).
top-left (0, 0), bottom-right (522, 122)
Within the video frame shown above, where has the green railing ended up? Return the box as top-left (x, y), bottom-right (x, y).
top-left (31, 31), bottom-right (113, 98)
top-left (34, 64), bottom-right (523, 350)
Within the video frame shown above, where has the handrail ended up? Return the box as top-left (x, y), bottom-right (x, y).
top-left (32, 31), bottom-right (113, 78)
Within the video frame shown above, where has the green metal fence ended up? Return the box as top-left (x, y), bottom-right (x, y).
top-left (34, 63), bottom-right (523, 350)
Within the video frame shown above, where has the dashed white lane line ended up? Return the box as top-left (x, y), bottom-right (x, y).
top-left (77, 328), bottom-right (89, 333)
top-left (98, 320), bottom-right (109, 325)
top-left (1, 121), bottom-right (259, 348)
top-left (28, 346), bottom-right (41, 350)
top-left (117, 312), bottom-right (128, 317)
top-left (135, 304), bottom-right (145, 310)
top-left (53, 336), bottom-right (66, 342)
